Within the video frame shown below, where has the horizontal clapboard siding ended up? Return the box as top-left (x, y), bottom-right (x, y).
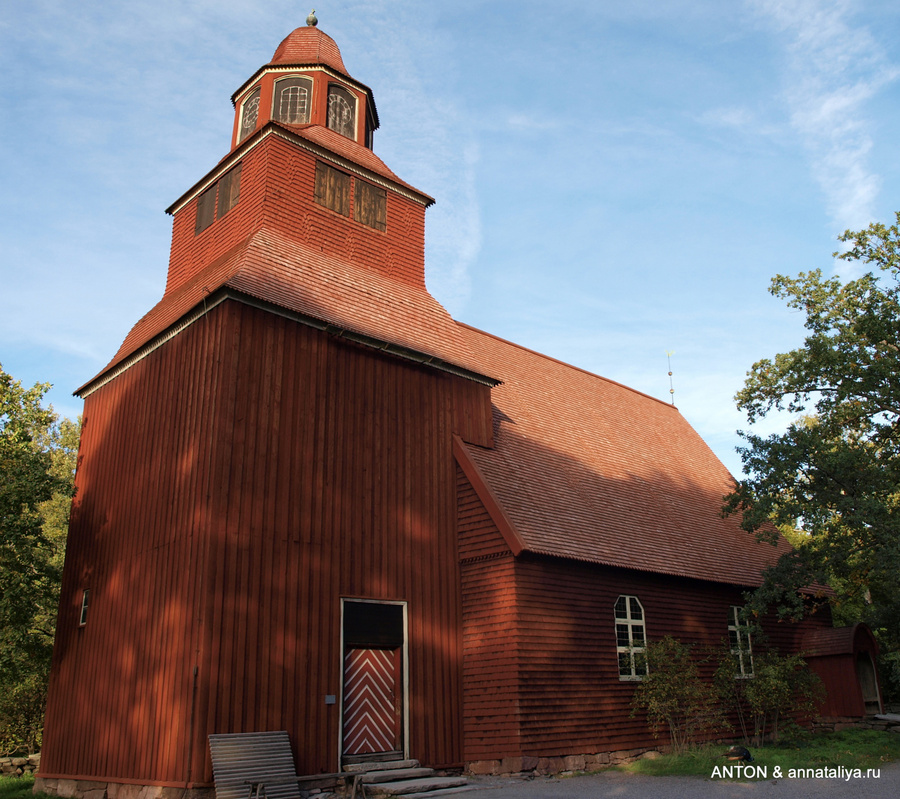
top-left (456, 471), bottom-right (833, 760)
top-left (513, 555), bottom-right (832, 755)
top-left (458, 466), bottom-right (521, 760)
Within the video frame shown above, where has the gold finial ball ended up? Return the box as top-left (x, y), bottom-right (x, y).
top-left (306, 9), bottom-right (318, 26)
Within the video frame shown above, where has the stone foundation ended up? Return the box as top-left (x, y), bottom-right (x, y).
top-left (33, 779), bottom-right (214, 799)
top-left (812, 714), bottom-right (900, 734)
top-left (465, 746), bottom-right (665, 777)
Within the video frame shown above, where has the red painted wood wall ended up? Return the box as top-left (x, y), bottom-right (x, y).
top-left (43, 299), bottom-right (492, 787)
top-left (166, 133), bottom-right (427, 299)
top-left (458, 468), bottom-right (833, 760)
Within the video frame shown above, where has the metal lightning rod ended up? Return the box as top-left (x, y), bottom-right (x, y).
top-left (666, 350), bottom-right (675, 405)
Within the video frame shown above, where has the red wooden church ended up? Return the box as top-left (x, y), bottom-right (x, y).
top-left (38, 20), bottom-right (881, 797)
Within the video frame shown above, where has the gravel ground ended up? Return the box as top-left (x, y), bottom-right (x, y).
top-left (461, 761), bottom-right (900, 799)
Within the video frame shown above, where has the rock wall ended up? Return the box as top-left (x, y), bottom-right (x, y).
top-left (1, 753), bottom-right (41, 776)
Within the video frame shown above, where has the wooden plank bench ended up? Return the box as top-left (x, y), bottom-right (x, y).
top-left (209, 732), bottom-right (365, 799)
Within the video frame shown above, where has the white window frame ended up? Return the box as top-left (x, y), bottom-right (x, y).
top-left (238, 86), bottom-right (262, 143)
top-left (79, 589), bottom-right (90, 627)
top-left (615, 595), bottom-right (647, 681)
top-left (728, 605), bottom-right (754, 678)
top-left (326, 83), bottom-right (357, 139)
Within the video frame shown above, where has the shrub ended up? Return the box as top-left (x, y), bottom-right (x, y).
top-left (630, 636), bottom-right (725, 753)
top-left (715, 647), bottom-right (822, 746)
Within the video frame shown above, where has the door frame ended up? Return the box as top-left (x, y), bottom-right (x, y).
top-left (338, 598), bottom-right (409, 763)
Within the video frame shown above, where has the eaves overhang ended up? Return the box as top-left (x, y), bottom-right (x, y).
top-left (76, 288), bottom-right (499, 399)
top-left (165, 122), bottom-right (433, 216)
top-left (231, 63), bottom-right (380, 129)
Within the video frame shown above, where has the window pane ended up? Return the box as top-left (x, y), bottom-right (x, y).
top-left (327, 84), bottom-right (356, 138)
top-left (616, 624), bottom-right (631, 648)
top-left (630, 597), bottom-right (643, 620)
top-left (635, 653), bottom-right (648, 676)
top-left (618, 652), bottom-right (632, 676)
top-left (239, 87), bottom-right (261, 143)
top-left (632, 624), bottom-right (645, 645)
top-left (274, 77), bottom-right (312, 125)
top-left (614, 596), bottom-right (627, 618)
top-left (79, 589), bottom-right (90, 626)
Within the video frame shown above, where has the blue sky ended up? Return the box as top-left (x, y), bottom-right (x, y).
top-left (2, 0), bottom-right (899, 476)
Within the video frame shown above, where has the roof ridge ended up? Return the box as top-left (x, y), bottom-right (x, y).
top-left (454, 320), bottom-right (677, 410)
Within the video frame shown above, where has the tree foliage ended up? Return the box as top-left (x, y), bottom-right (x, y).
top-left (630, 636), bottom-right (725, 753)
top-left (725, 213), bottom-right (900, 695)
top-left (0, 364), bottom-right (78, 753)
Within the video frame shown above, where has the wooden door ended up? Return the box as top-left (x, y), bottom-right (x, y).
top-left (342, 647), bottom-right (402, 756)
top-left (857, 653), bottom-right (882, 715)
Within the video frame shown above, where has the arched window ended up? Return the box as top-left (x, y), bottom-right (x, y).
top-left (239, 86), bottom-right (261, 143)
top-left (327, 84), bottom-right (356, 139)
top-left (615, 595), bottom-right (647, 680)
top-left (273, 76), bottom-right (313, 125)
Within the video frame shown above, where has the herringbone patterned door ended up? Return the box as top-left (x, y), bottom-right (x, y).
top-left (342, 648), bottom-right (401, 755)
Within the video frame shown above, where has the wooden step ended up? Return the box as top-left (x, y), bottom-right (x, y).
top-left (397, 788), bottom-right (478, 799)
top-left (362, 768), bottom-right (435, 784)
top-left (366, 776), bottom-right (469, 796)
top-left (344, 759), bottom-right (420, 774)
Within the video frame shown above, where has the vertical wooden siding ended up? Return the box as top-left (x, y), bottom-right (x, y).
top-left (43, 299), bottom-right (482, 786)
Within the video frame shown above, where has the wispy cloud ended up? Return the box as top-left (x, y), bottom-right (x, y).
top-left (748, 0), bottom-right (899, 239)
top-left (341, 0), bottom-right (481, 314)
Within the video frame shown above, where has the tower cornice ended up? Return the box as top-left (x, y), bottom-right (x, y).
top-left (165, 123), bottom-right (434, 216)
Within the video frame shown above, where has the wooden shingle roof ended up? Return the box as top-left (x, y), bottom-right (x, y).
top-left (455, 323), bottom-right (793, 587)
top-left (78, 229), bottom-right (493, 395)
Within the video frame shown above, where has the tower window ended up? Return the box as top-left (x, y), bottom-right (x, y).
top-left (239, 86), bottom-right (261, 143)
top-left (195, 185), bottom-right (217, 233)
top-left (327, 84), bottom-right (356, 139)
top-left (273, 76), bottom-right (313, 125)
top-left (354, 180), bottom-right (386, 231)
top-left (195, 163), bottom-right (243, 234)
top-left (217, 164), bottom-right (242, 218)
top-left (314, 162), bottom-right (350, 217)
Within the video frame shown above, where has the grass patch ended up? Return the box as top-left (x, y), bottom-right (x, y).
top-left (618, 730), bottom-right (900, 778)
top-left (0, 774), bottom-right (54, 799)
top-left (0, 774), bottom-right (35, 799)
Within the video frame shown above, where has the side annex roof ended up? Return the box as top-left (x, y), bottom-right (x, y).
top-left (454, 322), bottom-right (794, 587)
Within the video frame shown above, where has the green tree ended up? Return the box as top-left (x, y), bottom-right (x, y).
top-left (630, 636), bottom-right (725, 753)
top-left (0, 364), bottom-right (78, 753)
top-left (725, 213), bottom-right (900, 699)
